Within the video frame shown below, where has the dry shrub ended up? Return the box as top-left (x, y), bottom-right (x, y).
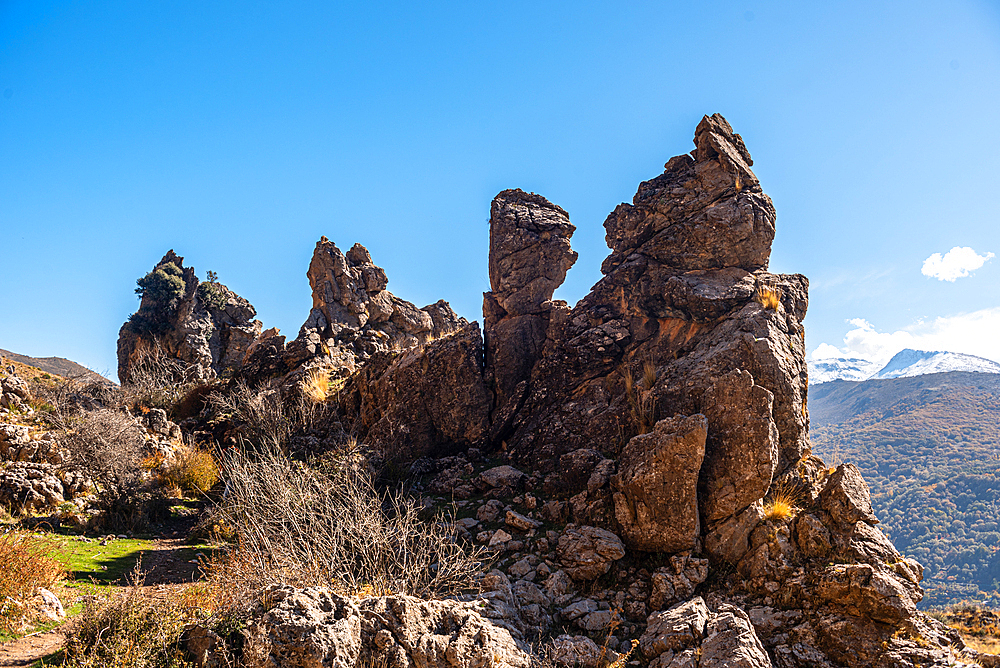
top-left (63, 566), bottom-right (190, 668)
top-left (122, 339), bottom-right (200, 412)
top-left (207, 445), bottom-right (488, 614)
top-left (63, 408), bottom-right (170, 531)
top-left (209, 382), bottom-right (290, 450)
top-left (163, 446), bottom-right (219, 493)
top-left (0, 529), bottom-right (66, 633)
top-left (209, 379), bottom-right (336, 453)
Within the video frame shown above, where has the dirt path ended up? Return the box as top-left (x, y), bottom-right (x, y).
top-left (0, 629), bottom-right (66, 667)
top-left (0, 511), bottom-right (208, 666)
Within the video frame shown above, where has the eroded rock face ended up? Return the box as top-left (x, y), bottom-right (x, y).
top-left (486, 116), bottom-right (809, 524)
top-left (118, 251), bottom-right (263, 382)
top-left (698, 370), bottom-right (778, 525)
top-left (245, 586), bottom-right (530, 668)
top-left (484, 190), bottom-right (577, 436)
top-left (339, 323), bottom-right (490, 460)
top-left (488, 190), bottom-right (577, 318)
top-left (611, 414), bottom-right (706, 552)
top-left (298, 238), bottom-right (466, 377)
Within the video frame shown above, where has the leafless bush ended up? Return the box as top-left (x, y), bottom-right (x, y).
top-left (122, 339), bottom-right (200, 411)
top-left (62, 408), bottom-right (166, 531)
top-left (209, 381), bottom-right (290, 450)
top-left (208, 378), bottom-right (336, 452)
top-left (208, 445), bottom-right (488, 613)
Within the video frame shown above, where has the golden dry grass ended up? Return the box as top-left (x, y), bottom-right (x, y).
top-left (762, 480), bottom-right (801, 521)
top-left (755, 285), bottom-right (781, 310)
top-left (302, 368), bottom-right (332, 403)
top-left (0, 530), bottom-right (67, 633)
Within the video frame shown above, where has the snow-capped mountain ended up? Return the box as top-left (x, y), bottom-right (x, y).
top-left (809, 349), bottom-right (1000, 383)
top-left (807, 357), bottom-right (882, 384)
top-left (873, 349), bottom-right (1000, 379)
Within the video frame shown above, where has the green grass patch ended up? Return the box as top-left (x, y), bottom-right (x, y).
top-left (37, 535), bottom-right (156, 588)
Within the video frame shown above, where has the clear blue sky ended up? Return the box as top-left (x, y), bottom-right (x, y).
top-left (2, 1), bottom-right (998, 380)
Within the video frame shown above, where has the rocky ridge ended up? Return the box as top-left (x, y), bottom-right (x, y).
top-left (115, 114), bottom-right (981, 667)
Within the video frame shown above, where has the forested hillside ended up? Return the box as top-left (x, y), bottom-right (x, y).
top-left (810, 372), bottom-right (1000, 607)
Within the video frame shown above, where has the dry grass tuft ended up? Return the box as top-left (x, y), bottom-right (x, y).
top-left (0, 529), bottom-right (66, 633)
top-left (623, 362), bottom-right (658, 437)
top-left (301, 367), bottom-right (332, 404)
top-left (755, 284), bottom-right (781, 311)
top-left (762, 480), bottom-right (802, 521)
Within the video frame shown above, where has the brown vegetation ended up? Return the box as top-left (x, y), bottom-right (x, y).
top-left (0, 529), bottom-right (66, 633)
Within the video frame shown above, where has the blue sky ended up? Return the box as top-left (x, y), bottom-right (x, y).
top-left (2, 1), bottom-right (998, 380)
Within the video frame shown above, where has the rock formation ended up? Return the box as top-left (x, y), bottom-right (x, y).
top-left (115, 114), bottom-right (985, 667)
top-left (241, 586), bottom-right (531, 668)
top-left (295, 238), bottom-right (467, 374)
top-left (482, 114), bottom-right (808, 565)
top-left (117, 251), bottom-right (263, 382)
top-left (118, 241), bottom-right (468, 390)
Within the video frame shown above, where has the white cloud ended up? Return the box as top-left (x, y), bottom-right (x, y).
top-left (810, 343), bottom-right (845, 360)
top-left (921, 246), bottom-right (994, 282)
top-left (810, 307), bottom-right (1000, 366)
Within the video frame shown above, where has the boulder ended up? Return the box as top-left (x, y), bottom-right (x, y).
top-left (357, 595), bottom-right (531, 668)
top-left (611, 414), bottom-right (706, 552)
top-left (698, 604), bottom-right (772, 668)
top-left (640, 597), bottom-right (711, 658)
top-left (246, 587), bottom-right (530, 668)
top-left (649, 555), bottom-right (710, 611)
top-left (244, 586), bottom-right (362, 667)
top-left (819, 463), bottom-right (878, 527)
top-left (550, 634), bottom-right (605, 668)
top-left (814, 564), bottom-right (918, 624)
top-left (1, 374), bottom-right (30, 401)
top-left (487, 189), bottom-right (577, 318)
top-left (556, 525), bottom-right (626, 581)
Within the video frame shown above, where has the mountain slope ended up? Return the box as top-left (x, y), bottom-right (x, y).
top-left (874, 349), bottom-right (1000, 379)
top-left (0, 348), bottom-right (112, 384)
top-left (810, 372), bottom-right (1000, 607)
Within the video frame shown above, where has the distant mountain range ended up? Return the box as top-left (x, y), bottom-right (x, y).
top-left (809, 348), bottom-right (1000, 384)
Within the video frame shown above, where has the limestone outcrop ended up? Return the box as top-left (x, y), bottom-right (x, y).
top-left (243, 586), bottom-right (531, 668)
top-left (116, 114), bottom-right (975, 667)
top-left (294, 238), bottom-right (467, 376)
top-left (117, 251), bottom-right (263, 382)
top-left (481, 114), bottom-right (808, 564)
